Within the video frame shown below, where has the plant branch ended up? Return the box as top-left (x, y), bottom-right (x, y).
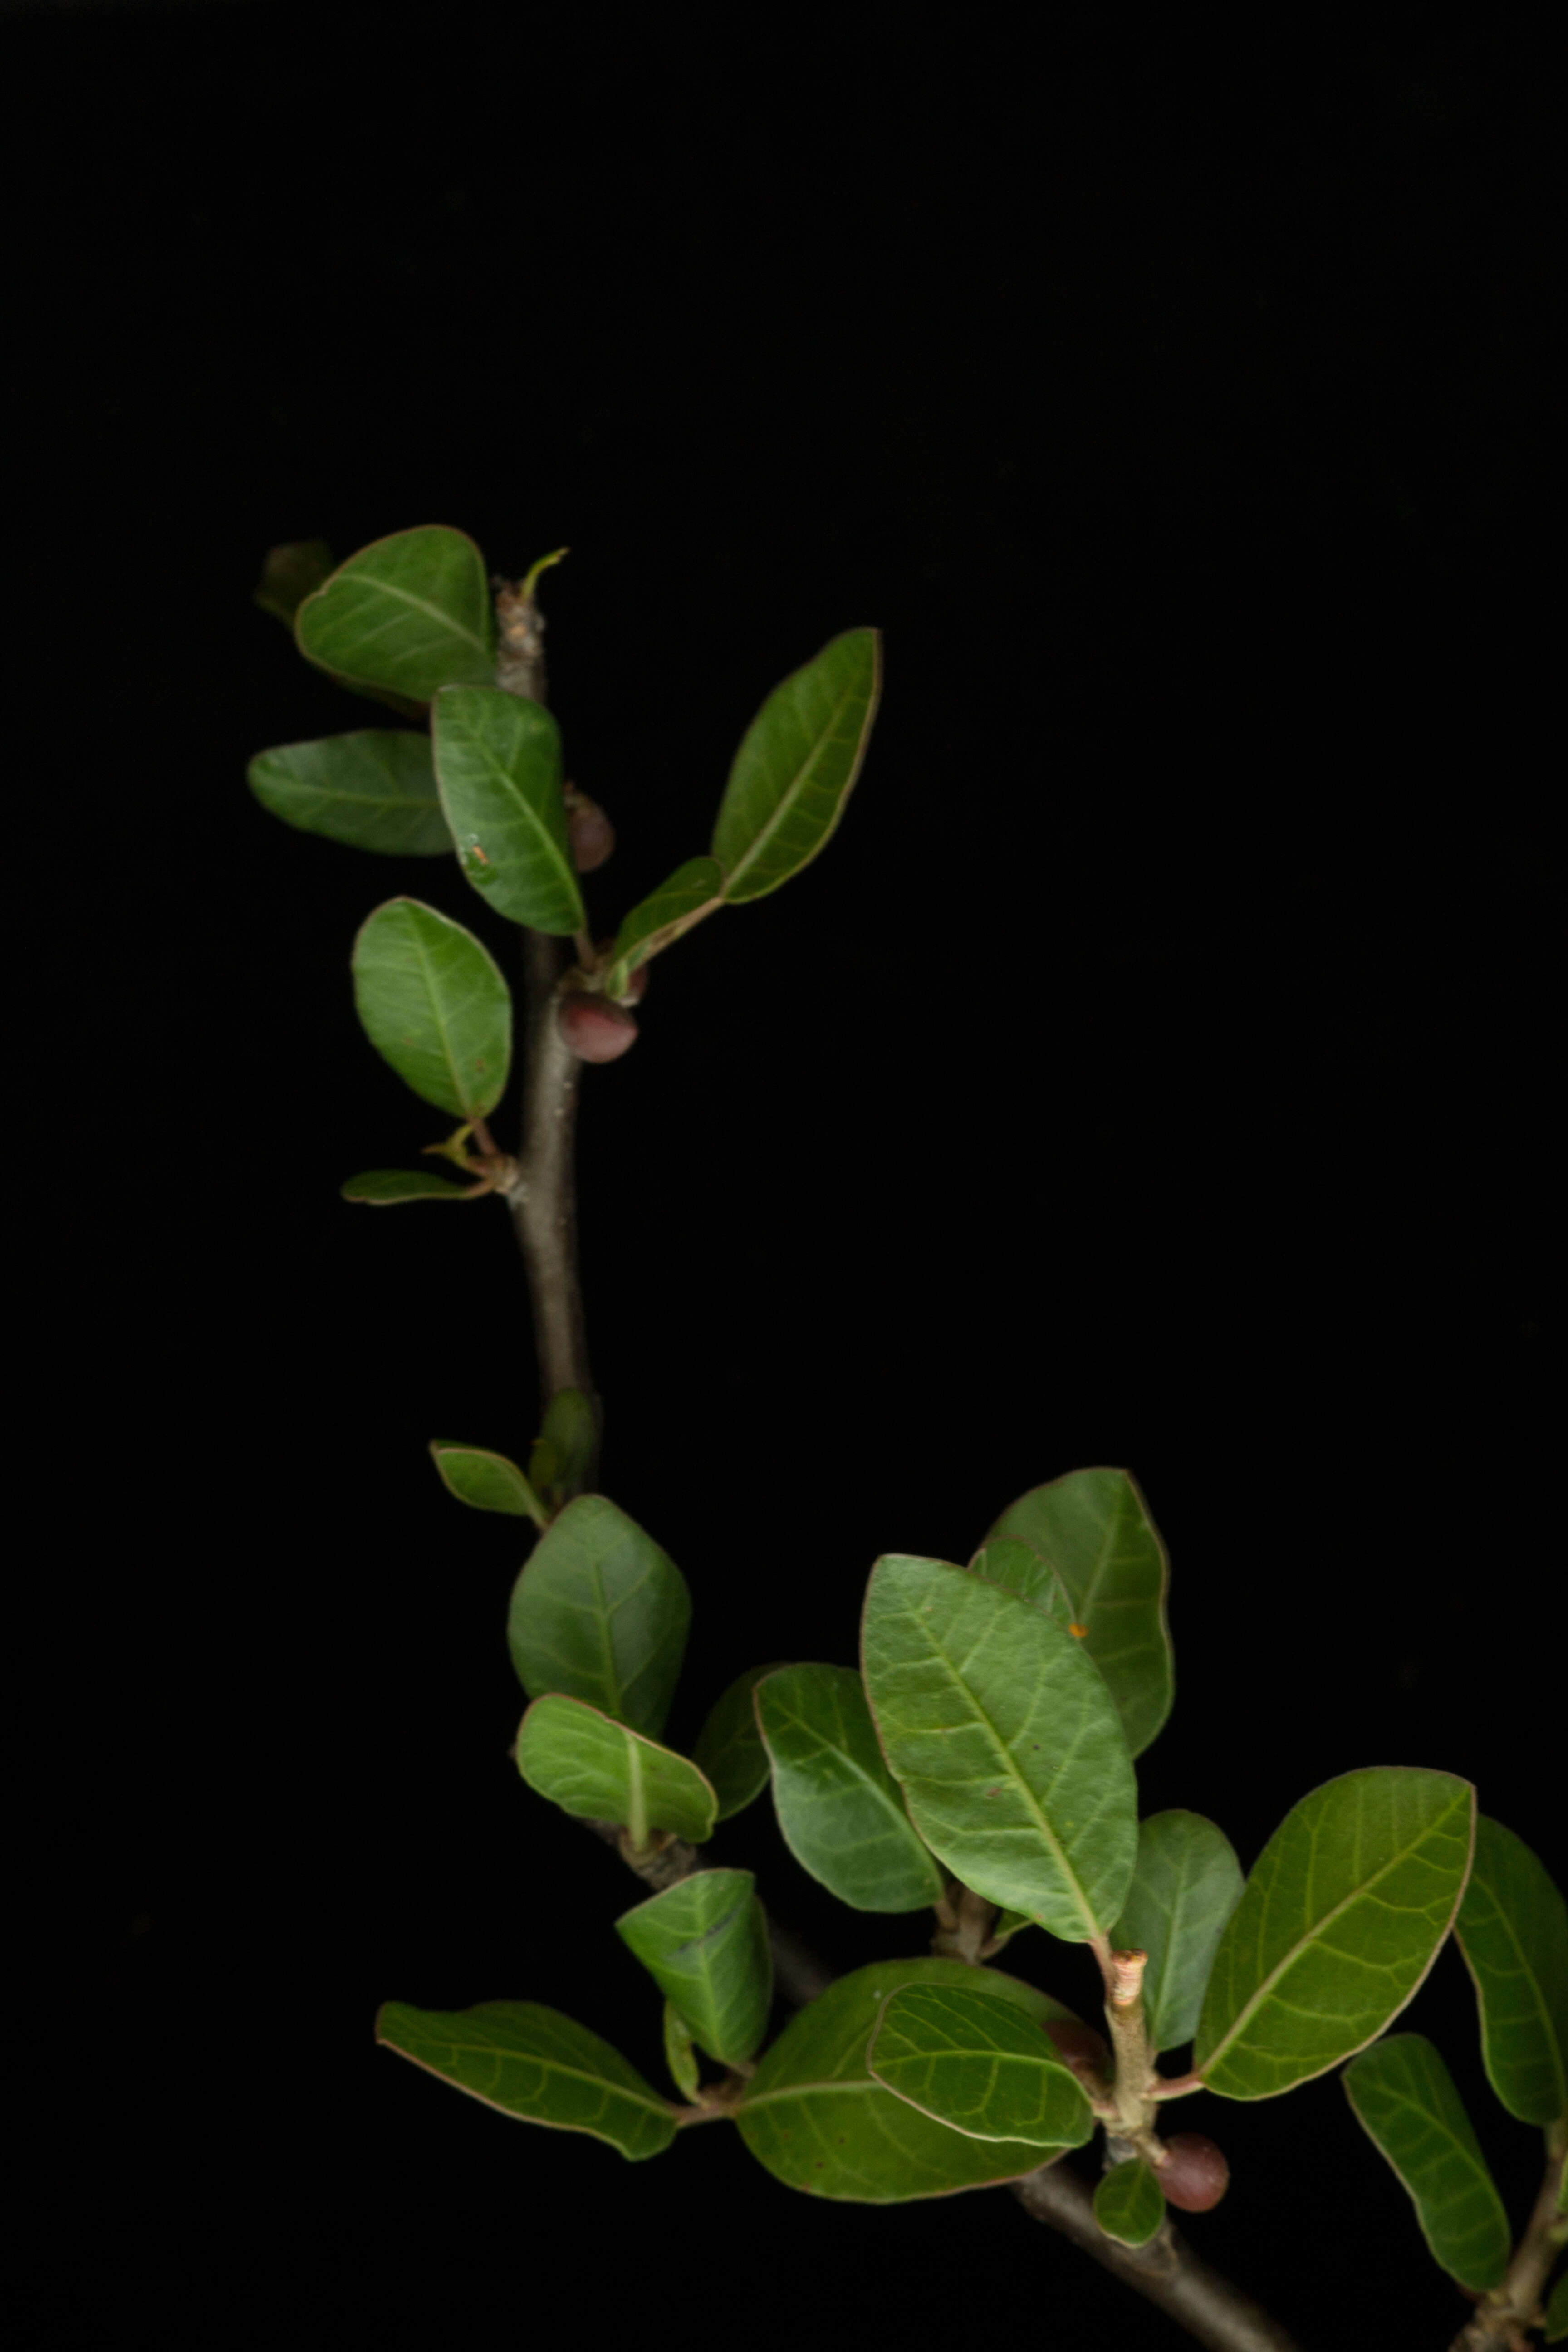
top-left (494, 567), bottom-right (602, 1480)
top-left (500, 573), bottom-right (1297, 2349)
top-left (1010, 2164), bottom-right (1305, 2352)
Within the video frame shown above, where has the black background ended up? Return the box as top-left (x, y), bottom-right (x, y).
top-left (10, 0), bottom-right (1562, 2342)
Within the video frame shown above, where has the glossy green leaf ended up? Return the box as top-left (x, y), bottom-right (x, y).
top-left (528, 1388), bottom-right (596, 1508)
top-left (663, 2002), bottom-right (700, 2102)
top-left (616, 1869), bottom-right (772, 2066)
top-left (756, 1663), bottom-right (945, 1913)
top-left (351, 897), bottom-right (512, 1120)
top-left (603, 857), bottom-right (725, 996)
top-left (736, 1957), bottom-right (1068, 2202)
top-left (1455, 1816), bottom-right (1568, 2126)
top-left (339, 1168), bottom-right (473, 1203)
top-left (296, 525), bottom-right (495, 701)
top-left (254, 538), bottom-right (333, 627)
top-left (982, 1467), bottom-right (1173, 1757)
top-left (429, 1442), bottom-right (544, 1526)
top-left (711, 629), bottom-right (881, 902)
top-left (1546, 2268), bottom-right (1568, 2341)
top-left (376, 1998), bottom-right (675, 2161)
top-left (515, 1693), bottom-right (716, 1846)
top-left (431, 686), bottom-right (585, 934)
top-left (1112, 1812), bottom-right (1245, 2053)
top-left (1342, 2033), bottom-right (1511, 2292)
top-left (247, 730), bottom-right (452, 856)
top-left (691, 1664), bottom-right (783, 1821)
top-left (1194, 1768), bottom-right (1476, 2100)
top-left (867, 1980), bottom-right (1094, 2149)
top-left (860, 1554), bottom-right (1138, 1940)
top-left (1094, 2158), bottom-right (1165, 2246)
top-left (507, 1493), bottom-right (690, 1737)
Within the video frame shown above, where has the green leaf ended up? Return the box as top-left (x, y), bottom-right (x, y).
top-left (1546, 2267), bottom-right (1568, 2342)
top-left (860, 1554), bottom-right (1138, 1941)
top-left (982, 1467), bottom-right (1173, 1757)
top-left (710, 629), bottom-right (881, 902)
top-left (1112, 1812), bottom-right (1245, 2053)
top-left (529, 1389), bottom-right (595, 1507)
top-left (1193, 1768), bottom-right (1476, 2100)
top-left (340, 1168), bottom-right (474, 1203)
top-left (507, 1493), bottom-right (690, 1738)
top-left (429, 1442), bottom-right (545, 1526)
top-left (616, 1868), bottom-right (773, 2066)
top-left (375, 1999), bottom-right (675, 2161)
top-left (603, 857), bottom-right (726, 996)
top-left (736, 1957), bottom-right (1068, 2202)
top-left (254, 539), bottom-right (333, 627)
top-left (662, 2001), bottom-right (700, 2102)
top-left (755, 1663), bottom-right (945, 1913)
top-left (1342, 2033), bottom-right (1511, 2292)
top-left (296, 525), bottom-right (496, 701)
top-left (515, 1693), bottom-right (717, 1847)
top-left (691, 1664), bottom-right (784, 1821)
top-left (431, 686), bottom-right (586, 934)
top-left (1455, 1816), bottom-right (1568, 2126)
top-left (247, 730), bottom-right (452, 856)
top-left (351, 897), bottom-right (512, 1121)
top-left (1094, 2158), bottom-right (1165, 2246)
top-left (867, 1979), bottom-right (1094, 2149)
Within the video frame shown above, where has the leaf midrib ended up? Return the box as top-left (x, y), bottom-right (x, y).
top-left (331, 569), bottom-right (491, 662)
top-left (911, 1607), bottom-right (1102, 1941)
top-left (1203, 1800), bottom-right (1465, 2077)
top-left (723, 666), bottom-right (866, 893)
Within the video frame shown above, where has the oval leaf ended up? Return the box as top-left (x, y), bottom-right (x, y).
top-left (1193, 1768), bottom-right (1476, 2100)
top-left (515, 1693), bottom-right (717, 1846)
top-left (296, 525), bottom-right (495, 701)
top-left (756, 1662), bottom-right (945, 1914)
top-left (616, 1869), bottom-right (773, 2066)
top-left (507, 1493), bottom-right (690, 1738)
top-left (736, 1957), bottom-right (1066, 2202)
top-left (1343, 2033), bottom-right (1511, 2292)
top-left (691, 1664), bottom-right (784, 1821)
top-left (1455, 1815), bottom-right (1568, 2126)
top-left (375, 1998), bottom-right (675, 2161)
top-left (860, 1554), bottom-right (1138, 1941)
top-left (431, 686), bottom-right (586, 934)
top-left (867, 1980), bottom-right (1094, 2149)
top-left (711, 629), bottom-right (881, 902)
top-left (248, 730), bottom-right (452, 856)
top-left (430, 1442), bottom-right (544, 1525)
top-left (340, 1167), bottom-right (474, 1204)
top-left (983, 1467), bottom-right (1173, 1757)
top-left (1094, 2157), bottom-right (1165, 2246)
top-left (351, 897), bottom-right (512, 1120)
top-left (604, 857), bottom-right (725, 996)
top-left (1112, 1812), bottom-right (1245, 2053)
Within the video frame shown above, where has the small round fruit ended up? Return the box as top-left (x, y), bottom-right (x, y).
top-left (1044, 2018), bottom-right (1111, 2075)
top-left (558, 993), bottom-right (638, 1063)
top-left (1156, 2132), bottom-right (1230, 2212)
top-left (566, 796), bottom-right (615, 872)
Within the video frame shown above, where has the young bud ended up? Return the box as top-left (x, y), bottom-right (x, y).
top-left (565, 790), bottom-right (615, 872)
top-left (1044, 2017), bottom-right (1112, 2076)
top-left (1155, 2132), bottom-right (1230, 2212)
top-left (557, 992), bottom-right (638, 1063)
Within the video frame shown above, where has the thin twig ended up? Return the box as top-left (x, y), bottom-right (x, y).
top-left (1450, 2126), bottom-right (1567, 2350)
